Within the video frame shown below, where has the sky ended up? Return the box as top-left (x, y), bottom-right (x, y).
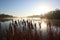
top-left (0, 0), bottom-right (60, 17)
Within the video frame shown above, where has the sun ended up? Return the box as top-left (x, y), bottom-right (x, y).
top-left (33, 4), bottom-right (51, 15)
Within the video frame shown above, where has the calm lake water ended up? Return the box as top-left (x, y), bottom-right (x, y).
top-left (0, 18), bottom-right (60, 40)
top-left (0, 20), bottom-right (12, 31)
top-left (1, 18), bottom-right (60, 33)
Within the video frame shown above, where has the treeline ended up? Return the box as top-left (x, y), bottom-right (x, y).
top-left (0, 14), bottom-right (13, 18)
top-left (43, 9), bottom-right (60, 19)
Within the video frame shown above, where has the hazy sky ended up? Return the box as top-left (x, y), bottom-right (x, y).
top-left (0, 0), bottom-right (60, 17)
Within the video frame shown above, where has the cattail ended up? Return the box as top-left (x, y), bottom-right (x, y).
top-left (34, 23), bottom-right (36, 29)
top-left (39, 23), bottom-right (41, 29)
top-left (30, 22), bottom-right (34, 29)
top-left (0, 23), bottom-right (3, 40)
top-left (15, 21), bottom-right (17, 25)
top-left (9, 23), bottom-right (13, 40)
top-left (35, 31), bottom-right (41, 40)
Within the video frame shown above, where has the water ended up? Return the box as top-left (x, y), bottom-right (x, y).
top-left (0, 18), bottom-right (60, 40)
top-left (1, 18), bottom-right (60, 32)
top-left (0, 21), bottom-right (12, 31)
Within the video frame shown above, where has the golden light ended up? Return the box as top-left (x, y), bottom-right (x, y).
top-left (33, 4), bottom-right (51, 15)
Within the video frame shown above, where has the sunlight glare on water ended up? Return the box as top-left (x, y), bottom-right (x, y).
top-left (41, 21), bottom-right (47, 31)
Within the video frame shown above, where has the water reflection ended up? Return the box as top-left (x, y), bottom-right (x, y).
top-left (41, 21), bottom-right (47, 31)
top-left (0, 21), bottom-right (12, 31)
top-left (0, 18), bottom-right (60, 40)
